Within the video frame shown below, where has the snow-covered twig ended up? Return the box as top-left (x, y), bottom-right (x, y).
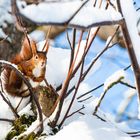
top-left (93, 69), bottom-right (126, 115)
top-left (18, 0), bottom-right (123, 29)
top-left (77, 64), bottom-right (132, 102)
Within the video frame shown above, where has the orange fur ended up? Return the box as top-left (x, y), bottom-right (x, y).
top-left (2, 36), bottom-right (47, 97)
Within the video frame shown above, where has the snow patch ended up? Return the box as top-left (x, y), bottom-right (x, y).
top-left (19, 1), bottom-right (84, 24)
top-left (46, 115), bottom-right (136, 140)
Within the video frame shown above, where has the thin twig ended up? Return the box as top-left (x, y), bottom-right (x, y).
top-left (78, 112), bottom-right (85, 115)
top-left (71, 27), bottom-right (100, 78)
top-left (131, 134), bottom-right (140, 138)
top-left (82, 26), bottom-right (120, 81)
top-left (69, 19), bottom-right (123, 30)
top-left (99, 0), bottom-right (103, 8)
top-left (93, 114), bottom-right (106, 122)
top-left (0, 35), bottom-right (9, 43)
top-left (66, 105), bottom-right (85, 118)
top-left (0, 118), bottom-right (14, 123)
top-left (127, 131), bottom-right (140, 135)
top-left (11, 0), bottom-right (25, 31)
top-left (42, 26), bottom-right (52, 53)
top-left (65, 86), bottom-right (75, 98)
top-left (124, 64), bottom-right (131, 71)
top-left (69, 29), bottom-right (76, 70)
top-left (67, 0), bottom-right (90, 23)
top-left (44, 78), bottom-right (49, 87)
top-left (93, 0), bottom-right (97, 7)
top-left (93, 80), bottom-right (129, 115)
top-left (50, 31), bottom-right (84, 128)
top-left (106, 0), bottom-right (116, 10)
top-left (15, 97), bottom-right (24, 111)
top-left (77, 64), bottom-right (132, 101)
top-left (93, 90), bottom-right (107, 115)
top-left (59, 44), bottom-right (86, 128)
top-left (119, 81), bottom-right (136, 89)
top-left (78, 96), bottom-right (92, 103)
top-left (66, 30), bottom-right (72, 50)
top-left (136, 8), bottom-right (140, 11)
top-left (77, 84), bottom-right (104, 100)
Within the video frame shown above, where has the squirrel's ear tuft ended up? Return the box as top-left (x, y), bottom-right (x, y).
top-left (21, 36), bottom-right (32, 60)
top-left (31, 40), bottom-right (37, 56)
top-left (42, 40), bottom-right (50, 55)
top-left (21, 35), bottom-right (37, 60)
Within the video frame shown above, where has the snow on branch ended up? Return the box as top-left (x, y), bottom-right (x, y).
top-left (104, 70), bottom-right (126, 92)
top-left (18, 0), bottom-right (123, 29)
top-left (93, 70), bottom-right (127, 115)
top-left (18, 0), bottom-right (87, 25)
top-left (69, 6), bottom-right (122, 29)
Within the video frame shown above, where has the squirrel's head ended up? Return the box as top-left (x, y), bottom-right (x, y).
top-left (30, 40), bottom-right (47, 69)
top-left (18, 35), bottom-right (50, 81)
top-left (33, 52), bottom-right (46, 68)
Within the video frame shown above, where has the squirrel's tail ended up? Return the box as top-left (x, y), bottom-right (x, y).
top-left (1, 67), bottom-right (29, 97)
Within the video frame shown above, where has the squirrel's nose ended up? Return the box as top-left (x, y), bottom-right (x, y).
top-left (41, 61), bottom-right (45, 67)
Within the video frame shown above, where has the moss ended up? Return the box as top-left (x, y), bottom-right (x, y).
top-left (6, 123), bottom-right (27, 140)
top-left (18, 132), bottom-right (36, 140)
top-left (6, 114), bottom-right (37, 140)
top-left (6, 130), bottom-right (17, 140)
top-left (20, 114), bottom-right (37, 127)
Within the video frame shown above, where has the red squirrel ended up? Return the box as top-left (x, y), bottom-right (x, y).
top-left (1, 36), bottom-right (48, 97)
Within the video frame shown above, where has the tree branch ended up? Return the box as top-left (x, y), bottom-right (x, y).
top-left (116, 0), bottom-right (140, 103)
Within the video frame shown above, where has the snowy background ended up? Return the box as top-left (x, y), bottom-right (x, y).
top-left (0, 0), bottom-right (140, 139)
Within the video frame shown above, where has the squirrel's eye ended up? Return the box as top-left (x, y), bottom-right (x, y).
top-left (35, 55), bottom-right (38, 59)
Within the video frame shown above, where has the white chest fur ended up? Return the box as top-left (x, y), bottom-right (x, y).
top-left (32, 64), bottom-right (43, 78)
